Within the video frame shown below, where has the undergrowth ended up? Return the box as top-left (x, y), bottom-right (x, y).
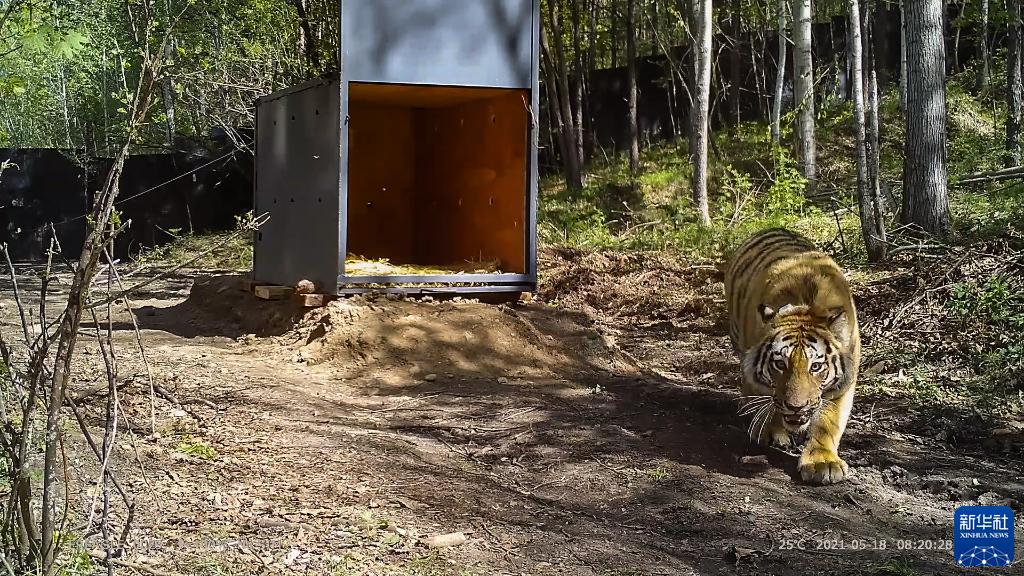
top-left (132, 228), bottom-right (253, 270)
top-left (539, 132), bottom-right (865, 263)
top-left (948, 272), bottom-right (1024, 388)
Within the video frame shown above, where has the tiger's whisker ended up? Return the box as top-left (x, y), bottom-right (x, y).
top-left (737, 395), bottom-right (771, 401)
top-left (737, 399), bottom-right (772, 416)
top-left (737, 396), bottom-right (772, 406)
top-left (737, 401), bottom-right (770, 414)
top-left (748, 404), bottom-right (771, 442)
top-left (746, 405), bottom-right (762, 439)
top-left (756, 405), bottom-right (774, 445)
top-left (739, 402), bottom-right (772, 419)
top-left (752, 408), bottom-right (770, 444)
top-left (736, 395), bottom-right (771, 406)
top-left (737, 397), bottom-right (772, 406)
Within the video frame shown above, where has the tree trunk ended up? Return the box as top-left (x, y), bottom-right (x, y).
top-left (549, 0), bottom-right (583, 189)
top-left (794, 0), bottom-right (816, 188)
top-left (853, 0), bottom-right (886, 260)
top-left (543, 75), bottom-right (560, 165)
top-left (584, 0), bottom-right (599, 157)
top-left (692, 0), bottom-right (713, 224)
top-left (772, 0), bottom-right (788, 144)
top-left (541, 23), bottom-right (583, 191)
top-left (160, 41), bottom-right (176, 147)
top-left (627, 0), bottom-right (641, 176)
top-left (1007, 0), bottom-right (1022, 166)
top-left (952, 5), bottom-right (961, 73)
top-left (979, 0), bottom-right (990, 91)
top-left (865, 2), bottom-right (884, 220)
top-left (899, 0), bottom-right (908, 115)
top-left (863, 1), bottom-right (878, 196)
top-left (291, 0), bottom-right (320, 71)
top-left (611, 1), bottom-right (619, 68)
top-left (651, 0), bottom-right (660, 57)
top-left (730, 0), bottom-right (742, 126)
top-left (851, 0), bottom-right (872, 258)
top-left (571, 0), bottom-right (586, 167)
top-left (903, 0), bottom-right (950, 235)
top-left (753, 26), bottom-right (767, 118)
top-left (844, 18), bottom-right (854, 102)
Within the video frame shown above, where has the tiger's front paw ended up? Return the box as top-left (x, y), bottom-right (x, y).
top-left (798, 448), bottom-right (849, 485)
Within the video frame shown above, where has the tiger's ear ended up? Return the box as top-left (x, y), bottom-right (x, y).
top-left (826, 307), bottom-right (851, 343)
top-left (758, 304), bottom-right (776, 323)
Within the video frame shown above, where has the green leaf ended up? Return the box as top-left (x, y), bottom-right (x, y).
top-left (56, 30), bottom-right (91, 58)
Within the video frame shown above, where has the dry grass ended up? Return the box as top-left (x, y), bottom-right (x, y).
top-left (344, 254), bottom-right (506, 276)
top-left (537, 246), bottom-right (723, 327)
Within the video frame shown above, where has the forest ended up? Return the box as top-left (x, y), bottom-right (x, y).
top-left (1, 0), bottom-right (1023, 574)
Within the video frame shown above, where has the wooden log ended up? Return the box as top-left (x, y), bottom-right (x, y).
top-left (960, 164), bottom-right (1024, 180)
top-left (957, 165), bottom-right (1024, 185)
top-left (254, 285), bottom-right (293, 301)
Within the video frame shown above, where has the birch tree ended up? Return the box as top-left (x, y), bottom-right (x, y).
top-left (851, 0), bottom-right (885, 260)
top-left (793, 0), bottom-right (816, 188)
top-left (772, 0), bottom-right (788, 144)
top-left (627, 0), bottom-right (641, 176)
top-left (692, 0), bottom-right (712, 225)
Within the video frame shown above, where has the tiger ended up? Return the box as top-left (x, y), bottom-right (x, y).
top-left (724, 227), bottom-right (860, 485)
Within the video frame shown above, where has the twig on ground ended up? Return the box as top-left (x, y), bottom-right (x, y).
top-left (591, 455), bottom-right (630, 475)
top-left (887, 243), bottom-right (947, 257)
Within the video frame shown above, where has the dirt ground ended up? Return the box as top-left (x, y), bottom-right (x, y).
top-left (2, 252), bottom-right (1023, 576)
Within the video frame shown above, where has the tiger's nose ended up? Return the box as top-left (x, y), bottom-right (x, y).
top-left (783, 400), bottom-right (811, 413)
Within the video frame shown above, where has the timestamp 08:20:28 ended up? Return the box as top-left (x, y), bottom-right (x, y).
top-left (779, 538), bottom-right (953, 551)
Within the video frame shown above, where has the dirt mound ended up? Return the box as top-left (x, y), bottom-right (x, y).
top-left (187, 274), bottom-right (639, 379)
top-left (538, 247), bottom-right (725, 329)
top-left (290, 297), bottom-right (638, 378)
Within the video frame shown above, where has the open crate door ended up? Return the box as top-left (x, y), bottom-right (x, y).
top-left (344, 83), bottom-right (530, 282)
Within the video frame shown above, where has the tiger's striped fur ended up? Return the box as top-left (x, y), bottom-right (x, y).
top-left (724, 228), bottom-right (860, 485)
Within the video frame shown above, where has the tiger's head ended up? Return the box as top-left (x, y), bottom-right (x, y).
top-left (742, 303), bottom-right (855, 432)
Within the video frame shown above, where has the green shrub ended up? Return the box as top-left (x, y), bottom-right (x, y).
top-left (948, 273), bottom-right (1024, 388)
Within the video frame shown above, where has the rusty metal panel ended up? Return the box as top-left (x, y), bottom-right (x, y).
top-left (341, 0), bottom-right (535, 89)
top-left (252, 77), bottom-right (341, 293)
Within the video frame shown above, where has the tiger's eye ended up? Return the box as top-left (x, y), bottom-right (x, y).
top-left (810, 362), bottom-right (824, 372)
top-left (774, 359), bottom-right (786, 371)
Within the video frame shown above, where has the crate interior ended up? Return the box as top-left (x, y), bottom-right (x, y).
top-left (345, 82), bottom-right (529, 276)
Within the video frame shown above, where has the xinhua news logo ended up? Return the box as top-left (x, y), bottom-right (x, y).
top-left (954, 506), bottom-right (1015, 567)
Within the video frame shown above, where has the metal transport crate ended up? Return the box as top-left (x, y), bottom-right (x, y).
top-left (253, 0), bottom-right (540, 296)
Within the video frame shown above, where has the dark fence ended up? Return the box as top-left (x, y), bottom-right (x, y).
top-left (1, 139), bottom-right (252, 262)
